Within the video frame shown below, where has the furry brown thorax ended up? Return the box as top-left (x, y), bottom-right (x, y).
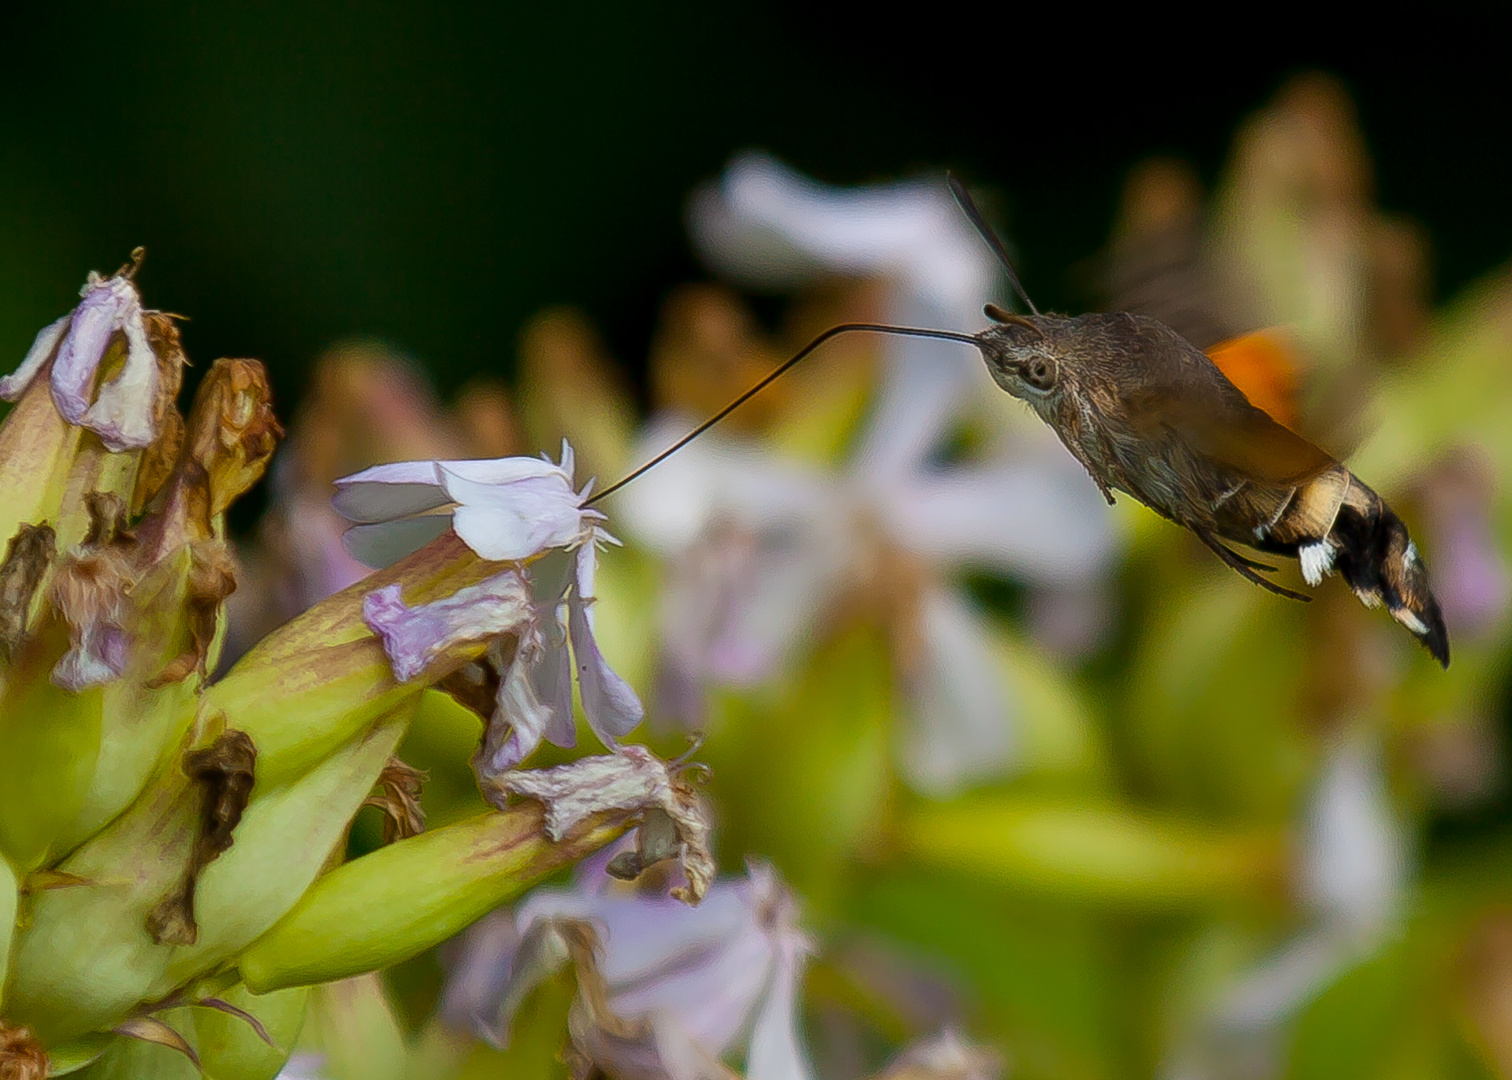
top-left (974, 306), bottom-right (1449, 667)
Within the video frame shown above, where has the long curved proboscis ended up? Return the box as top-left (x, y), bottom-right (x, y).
top-left (946, 172), bottom-right (1040, 317)
top-left (586, 322), bottom-right (979, 504)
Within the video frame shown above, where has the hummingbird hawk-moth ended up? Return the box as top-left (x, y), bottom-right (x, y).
top-left (592, 175), bottom-right (1449, 667)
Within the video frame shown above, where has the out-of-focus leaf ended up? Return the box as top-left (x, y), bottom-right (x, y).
top-left (992, 622), bottom-right (1111, 788)
top-left (898, 793), bottom-right (1285, 911)
top-left (846, 867), bottom-right (1116, 1080)
top-left (703, 618), bottom-right (894, 914)
top-left (1124, 556), bottom-right (1312, 822)
top-left (302, 974), bottom-right (407, 1080)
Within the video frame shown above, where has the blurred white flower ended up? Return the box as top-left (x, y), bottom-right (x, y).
top-left (336, 442), bottom-right (643, 774)
top-left (625, 155), bottom-right (1119, 794)
top-left (1166, 732), bottom-right (1409, 1080)
top-left (447, 860), bottom-right (814, 1080)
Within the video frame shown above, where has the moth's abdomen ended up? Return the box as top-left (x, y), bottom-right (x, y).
top-left (1215, 466), bottom-right (1449, 667)
top-left (1330, 490), bottom-right (1449, 667)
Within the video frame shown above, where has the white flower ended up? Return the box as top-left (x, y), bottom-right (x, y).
top-left (0, 269), bottom-right (160, 451)
top-left (334, 442), bottom-right (643, 774)
top-left (448, 860), bottom-right (814, 1080)
top-left (1164, 733), bottom-right (1408, 1080)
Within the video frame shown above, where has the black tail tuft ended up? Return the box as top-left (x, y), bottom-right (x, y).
top-left (1332, 500), bottom-right (1450, 668)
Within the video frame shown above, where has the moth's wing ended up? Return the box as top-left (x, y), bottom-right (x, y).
top-left (1126, 387), bottom-right (1337, 486)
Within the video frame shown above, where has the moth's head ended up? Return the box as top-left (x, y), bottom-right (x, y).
top-left (976, 305), bottom-right (1063, 402)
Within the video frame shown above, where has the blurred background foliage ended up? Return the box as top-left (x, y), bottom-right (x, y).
top-left (5, 7), bottom-right (1512, 1079)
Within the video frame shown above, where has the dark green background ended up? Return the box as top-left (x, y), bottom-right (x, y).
top-left (2, 6), bottom-right (1506, 407)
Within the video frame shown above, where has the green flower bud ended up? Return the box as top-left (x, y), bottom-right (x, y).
top-left (3, 707), bottom-right (409, 1045)
top-left (203, 532), bottom-right (500, 788)
top-left (238, 803), bottom-right (625, 995)
top-left (238, 746), bottom-right (713, 993)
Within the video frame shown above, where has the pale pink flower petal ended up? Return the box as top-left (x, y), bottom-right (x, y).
top-left (0, 313), bottom-right (70, 400)
top-left (361, 571), bottom-right (533, 683)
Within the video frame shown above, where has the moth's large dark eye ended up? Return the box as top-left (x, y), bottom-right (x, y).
top-left (1026, 356), bottom-right (1056, 390)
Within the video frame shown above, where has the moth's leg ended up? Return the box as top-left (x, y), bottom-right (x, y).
top-left (1195, 528), bottom-right (1311, 602)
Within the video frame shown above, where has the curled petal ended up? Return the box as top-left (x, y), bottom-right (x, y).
top-left (362, 571), bottom-right (532, 683)
top-left (0, 314), bottom-right (70, 401)
top-left (81, 304), bottom-right (159, 451)
top-left (568, 546), bottom-right (644, 746)
top-left (482, 630), bottom-right (559, 776)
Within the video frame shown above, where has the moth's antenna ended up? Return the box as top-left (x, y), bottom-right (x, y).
top-left (946, 172), bottom-right (1040, 317)
top-left (586, 321), bottom-right (979, 505)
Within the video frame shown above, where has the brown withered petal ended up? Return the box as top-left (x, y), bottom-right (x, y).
top-left (0, 523), bottom-right (56, 660)
top-left (81, 491), bottom-right (134, 549)
top-left (127, 313), bottom-right (188, 517)
top-left (184, 358), bottom-right (284, 518)
top-left (0, 1023), bottom-right (49, 1080)
top-left (497, 746), bottom-right (715, 904)
top-left (147, 729), bottom-right (257, 945)
top-left (362, 755), bottom-right (428, 844)
top-left (146, 539), bottom-right (238, 688)
top-left (49, 548), bottom-right (135, 691)
top-left (132, 407), bottom-right (185, 517)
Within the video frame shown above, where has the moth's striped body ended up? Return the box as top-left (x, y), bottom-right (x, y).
top-left (978, 310), bottom-right (1449, 667)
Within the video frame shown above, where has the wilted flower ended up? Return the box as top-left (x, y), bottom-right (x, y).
top-left (0, 263), bottom-right (161, 451)
top-left (334, 442), bottom-right (644, 776)
top-left (447, 859), bottom-right (814, 1080)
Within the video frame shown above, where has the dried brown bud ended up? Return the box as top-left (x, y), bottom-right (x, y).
top-left (184, 358), bottom-right (283, 518)
top-left (0, 524), bottom-right (56, 661)
top-left (147, 729), bottom-right (257, 945)
top-left (362, 756), bottom-right (428, 844)
top-left (0, 1022), bottom-right (48, 1080)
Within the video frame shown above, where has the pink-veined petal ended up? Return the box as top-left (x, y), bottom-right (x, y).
top-left (0, 313), bottom-right (70, 401)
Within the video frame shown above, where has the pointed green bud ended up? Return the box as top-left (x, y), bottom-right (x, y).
top-left (204, 532), bottom-right (502, 787)
top-left (238, 747), bottom-right (713, 993)
top-left (3, 707), bottom-right (410, 1045)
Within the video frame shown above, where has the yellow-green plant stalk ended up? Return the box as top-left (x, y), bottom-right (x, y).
top-left (239, 746), bottom-right (713, 993)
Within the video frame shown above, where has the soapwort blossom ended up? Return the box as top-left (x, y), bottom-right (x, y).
top-left (446, 859), bottom-right (814, 1080)
top-left (0, 263), bottom-right (161, 451)
top-left (333, 443), bottom-right (644, 775)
